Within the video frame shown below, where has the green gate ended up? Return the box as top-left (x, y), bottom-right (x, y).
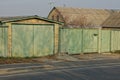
top-left (101, 30), bottom-right (111, 52)
top-left (60, 28), bottom-right (98, 54)
top-left (83, 29), bottom-right (98, 53)
top-left (60, 28), bottom-right (82, 54)
top-left (12, 24), bottom-right (54, 57)
top-left (0, 26), bottom-right (8, 57)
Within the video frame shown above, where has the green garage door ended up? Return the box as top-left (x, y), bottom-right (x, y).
top-left (0, 27), bottom-right (8, 57)
top-left (33, 25), bottom-right (54, 56)
top-left (12, 24), bottom-right (54, 57)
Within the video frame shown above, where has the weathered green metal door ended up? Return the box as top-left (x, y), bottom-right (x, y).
top-left (101, 30), bottom-right (111, 52)
top-left (60, 28), bottom-right (82, 54)
top-left (0, 27), bottom-right (8, 57)
top-left (111, 29), bottom-right (120, 52)
top-left (12, 24), bottom-right (54, 57)
top-left (12, 24), bottom-right (34, 57)
top-left (83, 29), bottom-right (98, 53)
top-left (33, 25), bottom-right (54, 57)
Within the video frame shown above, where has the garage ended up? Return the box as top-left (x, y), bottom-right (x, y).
top-left (0, 15), bottom-right (61, 57)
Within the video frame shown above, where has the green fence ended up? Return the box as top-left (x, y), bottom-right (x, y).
top-left (1, 25), bottom-right (120, 57)
top-left (59, 28), bottom-right (120, 54)
top-left (0, 26), bottom-right (8, 57)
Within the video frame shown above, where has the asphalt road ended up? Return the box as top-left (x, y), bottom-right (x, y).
top-left (0, 59), bottom-right (120, 80)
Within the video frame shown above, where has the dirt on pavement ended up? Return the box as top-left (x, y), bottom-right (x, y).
top-left (0, 53), bottom-right (119, 64)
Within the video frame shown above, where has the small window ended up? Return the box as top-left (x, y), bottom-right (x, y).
top-left (52, 16), bottom-right (54, 20)
top-left (57, 15), bottom-right (59, 21)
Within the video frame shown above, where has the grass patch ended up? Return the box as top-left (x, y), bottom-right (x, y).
top-left (0, 55), bottom-right (57, 64)
top-left (0, 57), bottom-right (35, 64)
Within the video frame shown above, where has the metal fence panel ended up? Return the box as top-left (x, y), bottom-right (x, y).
top-left (83, 29), bottom-right (98, 53)
top-left (101, 30), bottom-right (111, 52)
top-left (59, 29), bottom-right (67, 53)
top-left (60, 29), bottom-right (82, 54)
top-left (0, 27), bottom-right (8, 57)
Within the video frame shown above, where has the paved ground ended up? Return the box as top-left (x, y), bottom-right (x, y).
top-left (0, 59), bottom-right (119, 80)
top-left (73, 53), bottom-right (120, 60)
top-left (1, 63), bottom-right (119, 80)
top-left (54, 53), bottom-right (120, 61)
top-left (0, 53), bottom-right (119, 80)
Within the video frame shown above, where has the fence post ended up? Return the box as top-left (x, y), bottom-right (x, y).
top-left (81, 28), bottom-right (84, 54)
top-left (54, 24), bottom-right (59, 54)
top-left (98, 27), bottom-right (101, 54)
top-left (6, 23), bottom-right (12, 57)
top-left (110, 29), bottom-right (112, 52)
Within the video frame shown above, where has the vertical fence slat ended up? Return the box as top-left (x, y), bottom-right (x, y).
top-left (98, 28), bottom-right (101, 53)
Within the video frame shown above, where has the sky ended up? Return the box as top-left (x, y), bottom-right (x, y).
top-left (0, 0), bottom-right (120, 17)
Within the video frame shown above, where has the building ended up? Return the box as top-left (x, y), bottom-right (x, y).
top-left (0, 15), bottom-right (62, 57)
top-left (48, 7), bottom-right (115, 28)
top-left (48, 7), bottom-right (120, 54)
top-left (102, 12), bottom-right (120, 28)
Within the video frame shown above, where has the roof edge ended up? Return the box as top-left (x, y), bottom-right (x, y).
top-left (0, 15), bottom-right (63, 25)
top-left (47, 7), bottom-right (56, 18)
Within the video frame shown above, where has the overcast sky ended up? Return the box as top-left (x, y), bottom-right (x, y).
top-left (0, 0), bottom-right (120, 17)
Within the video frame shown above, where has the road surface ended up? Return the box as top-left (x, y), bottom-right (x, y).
top-left (0, 59), bottom-right (120, 80)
